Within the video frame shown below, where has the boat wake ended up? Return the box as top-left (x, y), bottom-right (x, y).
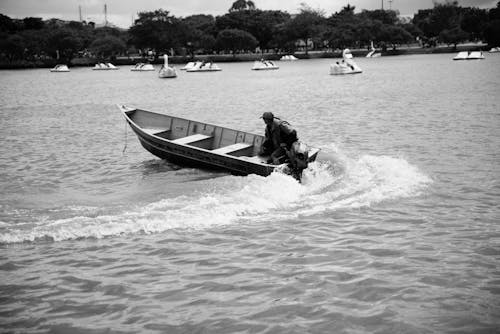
top-left (0, 146), bottom-right (432, 244)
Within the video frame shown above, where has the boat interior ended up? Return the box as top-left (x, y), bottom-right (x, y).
top-left (126, 108), bottom-right (267, 160)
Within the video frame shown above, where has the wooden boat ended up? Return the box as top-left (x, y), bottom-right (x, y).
top-left (119, 105), bottom-right (320, 178)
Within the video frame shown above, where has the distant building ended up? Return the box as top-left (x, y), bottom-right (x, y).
top-left (398, 15), bottom-right (413, 24)
top-left (94, 21), bottom-right (121, 29)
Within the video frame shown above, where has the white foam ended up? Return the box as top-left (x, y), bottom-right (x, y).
top-left (0, 150), bottom-right (432, 244)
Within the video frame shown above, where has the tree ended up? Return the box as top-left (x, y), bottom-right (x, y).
top-left (89, 35), bottom-right (126, 59)
top-left (0, 14), bottom-right (16, 33)
top-left (270, 21), bottom-right (296, 52)
top-left (400, 22), bottom-right (423, 40)
top-left (287, 3), bottom-right (326, 54)
top-left (356, 19), bottom-right (383, 46)
top-left (339, 4), bottom-right (356, 15)
top-left (183, 14), bottom-right (216, 35)
top-left (23, 17), bottom-right (44, 30)
top-left (182, 26), bottom-right (216, 56)
top-left (484, 2), bottom-right (500, 46)
top-left (484, 20), bottom-right (500, 46)
top-left (129, 9), bottom-right (184, 54)
top-left (229, 0), bottom-right (256, 12)
top-left (216, 9), bottom-right (290, 52)
top-left (0, 34), bottom-right (26, 60)
top-left (461, 7), bottom-right (488, 41)
top-left (488, 1), bottom-right (500, 20)
top-left (380, 25), bottom-right (414, 49)
top-left (413, 1), bottom-right (461, 39)
top-left (45, 28), bottom-right (83, 61)
top-left (439, 26), bottom-right (468, 48)
top-left (215, 28), bottom-right (258, 55)
top-left (325, 4), bottom-right (360, 49)
top-left (360, 9), bottom-right (399, 25)
top-left (252, 10), bottom-right (290, 52)
top-left (20, 29), bottom-right (47, 59)
top-left (182, 15), bottom-right (216, 55)
top-left (325, 23), bottom-right (359, 50)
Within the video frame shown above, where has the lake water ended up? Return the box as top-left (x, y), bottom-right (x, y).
top-left (1, 53), bottom-right (499, 333)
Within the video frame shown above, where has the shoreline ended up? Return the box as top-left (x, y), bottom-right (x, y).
top-left (0, 43), bottom-right (489, 69)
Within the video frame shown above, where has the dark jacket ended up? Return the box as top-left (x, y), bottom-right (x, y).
top-left (262, 119), bottom-right (298, 154)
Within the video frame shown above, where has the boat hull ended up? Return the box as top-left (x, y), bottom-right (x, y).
top-left (453, 51), bottom-right (485, 60)
top-left (131, 63), bottom-right (155, 71)
top-left (128, 119), bottom-right (273, 176)
top-left (331, 49), bottom-right (362, 75)
top-left (158, 68), bottom-right (177, 78)
top-left (185, 62), bottom-right (222, 72)
top-left (252, 67), bottom-right (279, 70)
top-left (135, 131), bottom-right (273, 176)
top-left (186, 68), bottom-right (221, 72)
top-left (93, 63), bottom-right (119, 70)
top-left (252, 61), bottom-right (279, 70)
top-left (330, 65), bottom-right (362, 75)
top-left (50, 65), bottom-right (70, 72)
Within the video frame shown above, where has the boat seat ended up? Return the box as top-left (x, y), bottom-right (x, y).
top-left (143, 128), bottom-right (169, 136)
top-left (171, 134), bottom-right (212, 145)
top-left (212, 143), bottom-right (253, 155)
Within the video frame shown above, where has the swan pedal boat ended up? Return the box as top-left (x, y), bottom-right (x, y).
top-left (131, 63), bottom-right (155, 71)
top-left (186, 62), bottom-right (222, 72)
top-left (119, 105), bottom-right (320, 178)
top-left (180, 61), bottom-right (197, 70)
top-left (280, 55), bottom-right (298, 61)
top-left (366, 42), bottom-right (381, 58)
top-left (50, 64), bottom-right (70, 72)
top-left (158, 55), bottom-right (177, 78)
top-left (453, 51), bottom-right (485, 60)
top-left (252, 60), bottom-right (279, 70)
top-left (93, 62), bottom-right (119, 70)
top-left (366, 50), bottom-right (381, 58)
top-left (159, 66), bottom-right (177, 78)
top-left (330, 49), bottom-right (362, 75)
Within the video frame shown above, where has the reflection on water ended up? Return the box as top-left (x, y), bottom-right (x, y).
top-left (139, 159), bottom-right (184, 175)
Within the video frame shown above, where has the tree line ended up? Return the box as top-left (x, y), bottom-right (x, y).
top-left (1, 0), bottom-right (499, 64)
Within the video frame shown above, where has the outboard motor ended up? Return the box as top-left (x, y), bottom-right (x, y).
top-left (288, 141), bottom-right (310, 181)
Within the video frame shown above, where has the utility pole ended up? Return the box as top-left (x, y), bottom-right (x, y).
top-left (104, 4), bottom-right (108, 26)
top-left (79, 5), bottom-right (82, 22)
top-left (389, 0), bottom-right (393, 10)
top-left (381, 0), bottom-right (384, 10)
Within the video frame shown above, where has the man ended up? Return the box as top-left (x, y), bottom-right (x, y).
top-left (260, 112), bottom-right (298, 164)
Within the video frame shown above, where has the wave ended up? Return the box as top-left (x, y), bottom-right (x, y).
top-left (0, 147), bottom-right (432, 244)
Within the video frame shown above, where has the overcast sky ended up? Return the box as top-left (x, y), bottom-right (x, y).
top-left (0, 0), bottom-right (497, 28)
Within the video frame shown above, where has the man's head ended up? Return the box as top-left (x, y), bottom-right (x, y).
top-left (261, 112), bottom-right (274, 125)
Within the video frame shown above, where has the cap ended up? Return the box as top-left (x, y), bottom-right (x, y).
top-left (261, 112), bottom-right (274, 120)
